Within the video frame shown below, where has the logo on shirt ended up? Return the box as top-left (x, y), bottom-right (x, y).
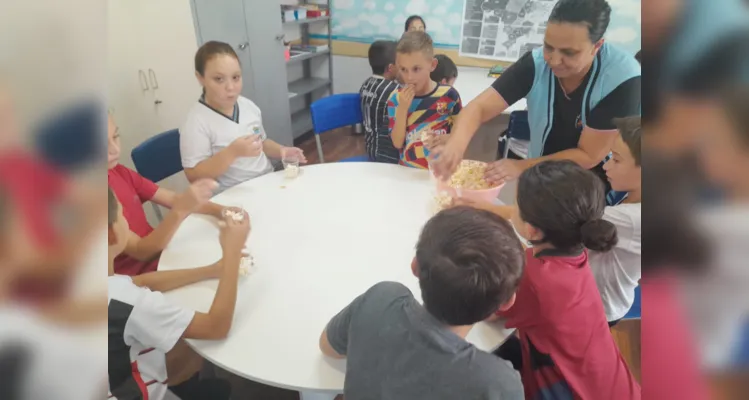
top-left (436, 101), bottom-right (448, 115)
top-left (575, 114), bottom-right (583, 130)
top-left (250, 124), bottom-right (261, 135)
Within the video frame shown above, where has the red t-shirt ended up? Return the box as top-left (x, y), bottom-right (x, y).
top-left (0, 150), bottom-right (69, 303)
top-left (107, 164), bottom-right (159, 276)
top-left (500, 248), bottom-right (641, 400)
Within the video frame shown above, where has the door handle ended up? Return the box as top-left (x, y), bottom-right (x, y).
top-left (238, 42), bottom-right (248, 50)
top-left (148, 69), bottom-right (159, 89)
top-left (138, 70), bottom-right (149, 91)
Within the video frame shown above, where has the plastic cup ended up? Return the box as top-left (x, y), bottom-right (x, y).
top-left (221, 205), bottom-right (246, 222)
top-left (282, 156), bottom-right (300, 179)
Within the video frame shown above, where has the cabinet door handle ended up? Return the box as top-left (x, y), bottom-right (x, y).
top-left (148, 69), bottom-right (159, 89)
top-left (238, 42), bottom-right (248, 50)
top-left (275, 34), bottom-right (285, 41)
top-left (138, 70), bottom-right (149, 91)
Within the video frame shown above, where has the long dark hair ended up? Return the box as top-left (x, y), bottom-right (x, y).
top-left (517, 160), bottom-right (618, 253)
top-left (548, 0), bottom-right (612, 42)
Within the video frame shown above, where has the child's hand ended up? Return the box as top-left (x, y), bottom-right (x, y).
top-left (219, 210), bottom-right (251, 255)
top-left (485, 159), bottom-right (526, 185)
top-left (229, 135), bottom-right (263, 158)
top-left (280, 146), bottom-right (308, 164)
top-left (173, 179), bottom-right (218, 214)
top-left (398, 85), bottom-right (416, 112)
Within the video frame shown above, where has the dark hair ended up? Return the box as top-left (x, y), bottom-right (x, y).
top-left (195, 41), bottom-right (240, 76)
top-left (108, 187), bottom-right (118, 226)
top-left (368, 40), bottom-right (397, 75)
top-left (431, 54), bottom-right (458, 83)
top-left (518, 160), bottom-right (618, 253)
top-left (614, 116), bottom-right (642, 166)
top-left (721, 85), bottom-right (749, 147)
top-left (548, 0), bottom-right (612, 42)
top-left (397, 31), bottom-right (434, 57)
top-left (404, 15), bottom-right (426, 32)
top-left (416, 206), bottom-right (525, 326)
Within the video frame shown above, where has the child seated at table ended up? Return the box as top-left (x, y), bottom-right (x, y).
top-left (107, 187), bottom-right (247, 400)
top-left (491, 160), bottom-right (640, 399)
top-left (319, 206), bottom-right (525, 400)
top-left (388, 31), bottom-right (462, 169)
top-left (108, 114), bottom-right (226, 276)
top-left (431, 54), bottom-right (458, 86)
top-left (360, 40), bottom-right (400, 164)
top-left (590, 116), bottom-right (642, 326)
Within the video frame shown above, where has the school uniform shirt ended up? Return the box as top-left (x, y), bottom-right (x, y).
top-left (108, 274), bottom-right (195, 400)
top-left (387, 84), bottom-right (462, 169)
top-left (500, 248), bottom-right (641, 400)
top-left (359, 75), bottom-right (400, 163)
top-left (0, 150), bottom-right (70, 303)
top-left (589, 203), bottom-right (642, 321)
top-left (108, 164), bottom-right (160, 276)
top-left (180, 96), bottom-right (273, 193)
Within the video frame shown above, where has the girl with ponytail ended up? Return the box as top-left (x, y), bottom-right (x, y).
top-left (462, 160), bottom-right (640, 399)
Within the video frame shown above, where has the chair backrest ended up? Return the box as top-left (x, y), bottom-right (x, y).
top-left (507, 110), bottom-right (530, 141)
top-left (310, 93), bottom-right (363, 134)
top-left (131, 129), bottom-right (182, 183)
top-left (623, 285), bottom-right (641, 319)
top-left (34, 100), bottom-right (101, 172)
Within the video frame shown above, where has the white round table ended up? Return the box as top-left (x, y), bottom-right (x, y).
top-left (159, 163), bottom-right (516, 399)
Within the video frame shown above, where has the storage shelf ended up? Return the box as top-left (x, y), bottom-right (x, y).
top-left (287, 77), bottom-right (330, 100)
top-left (283, 16), bottom-right (330, 26)
top-left (287, 49), bottom-right (330, 64)
top-left (291, 108), bottom-right (314, 138)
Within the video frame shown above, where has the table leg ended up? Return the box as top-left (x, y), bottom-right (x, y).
top-left (299, 391), bottom-right (338, 400)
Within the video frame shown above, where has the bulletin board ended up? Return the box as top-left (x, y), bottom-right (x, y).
top-left (324, 0), bottom-right (641, 68)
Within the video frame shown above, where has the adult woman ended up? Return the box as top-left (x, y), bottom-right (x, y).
top-left (431, 0), bottom-right (640, 188)
top-left (180, 41), bottom-right (306, 193)
top-left (404, 15), bottom-right (426, 32)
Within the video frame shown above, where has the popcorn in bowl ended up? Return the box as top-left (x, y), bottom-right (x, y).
top-left (447, 160), bottom-right (493, 190)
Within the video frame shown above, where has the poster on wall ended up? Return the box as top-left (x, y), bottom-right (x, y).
top-left (459, 0), bottom-right (556, 61)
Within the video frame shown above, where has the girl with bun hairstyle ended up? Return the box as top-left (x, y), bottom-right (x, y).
top-left (459, 160), bottom-right (640, 399)
top-left (498, 160), bottom-right (639, 399)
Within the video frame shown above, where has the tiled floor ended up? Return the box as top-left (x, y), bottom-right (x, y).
top-left (215, 124), bottom-right (643, 398)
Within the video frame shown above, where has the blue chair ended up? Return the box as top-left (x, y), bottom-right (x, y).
top-left (498, 110), bottom-right (531, 159)
top-left (622, 285), bottom-right (641, 319)
top-left (310, 93), bottom-right (369, 163)
top-left (131, 129), bottom-right (182, 221)
top-left (34, 101), bottom-right (102, 172)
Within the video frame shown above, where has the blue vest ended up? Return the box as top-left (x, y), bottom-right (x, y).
top-left (525, 43), bottom-right (641, 159)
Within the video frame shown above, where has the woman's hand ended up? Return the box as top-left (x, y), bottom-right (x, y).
top-left (485, 159), bottom-right (527, 185)
top-left (423, 133), bottom-right (449, 151)
top-left (428, 137), bottom-right (468, 181)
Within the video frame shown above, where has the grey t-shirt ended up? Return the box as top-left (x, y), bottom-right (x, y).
top-left (326, 282), bottom-right (524, 400)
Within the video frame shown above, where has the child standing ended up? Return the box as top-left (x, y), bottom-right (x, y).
top-left (388, 31), bottom-right (462, 169)
top-left (320, 207), bottom-right (525, 400)
top-left (495, 160), bottom-right (640, 399)
top-left (107, 187), bottom-right (248, 400)
top-left (359, 40), bottom-right (400, 164)
top-left (591, 116), bottom-right (642, 325)
top-left (431, 54), bottom-right (459, 86)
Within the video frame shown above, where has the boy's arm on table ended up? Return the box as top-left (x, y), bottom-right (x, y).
top-left (150, 188), bottom-right (223, 219)
top-left (319, 291), bottom-right (370, 359)
top-left (181, 213), bottom-right (249, 340)
top-left (123, 209), bottom-right (188, 261)
top-left (131, 261), bottom-right (221, 293)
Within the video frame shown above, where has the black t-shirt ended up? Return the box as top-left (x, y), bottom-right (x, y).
top-left (491, 51), bottom-right (641, 156)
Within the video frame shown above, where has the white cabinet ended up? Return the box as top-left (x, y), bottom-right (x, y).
top-left (107, 0), bottom-right (200, 170)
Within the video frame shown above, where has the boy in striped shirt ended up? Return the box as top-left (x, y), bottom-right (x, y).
top-left (388, 32), bottom-right (462, 169)
top-left (360, 40), bottom-right (401, 163)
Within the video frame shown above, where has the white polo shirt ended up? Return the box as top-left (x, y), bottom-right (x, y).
top-left (108, 275), bottom-right (195, 400)
top-left (180, 96), bottom-right (273, 192)
top-left (588, 203), bottom-right (642, 321)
